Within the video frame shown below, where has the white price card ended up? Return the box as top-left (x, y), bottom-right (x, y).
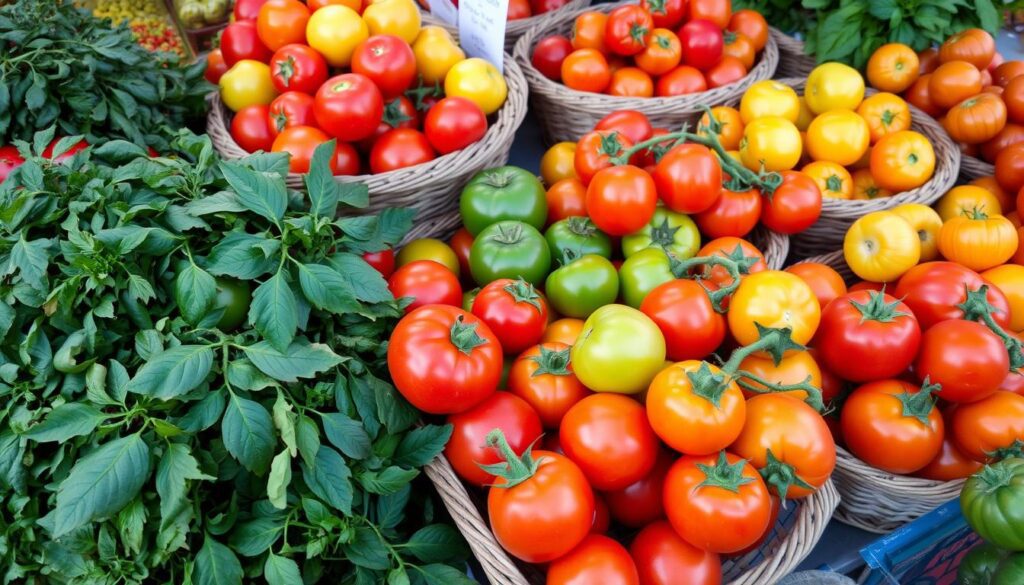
top-left (427, 0), bottom-right (458, 26)
top-left (457, 0), bottom-right (508, 72)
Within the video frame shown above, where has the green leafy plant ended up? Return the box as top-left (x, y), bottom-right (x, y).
top-left (0, 129), bottom-right (471, 584)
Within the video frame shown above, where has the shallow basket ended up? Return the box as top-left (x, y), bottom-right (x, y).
top-left (794, 249), bottom-right (965, 533)
top-left (207, 53), bottom-right (527, 245)
top-left (960, 154), bottom-right (995, 180)
top-left (770, 28), bottom-right (815, 79)
top-left (512, 0), bottom-right (778, 145)
top-left (748, 79), bottom-right (960, 260)
top-left (421, 0), bottom-right (592, 53)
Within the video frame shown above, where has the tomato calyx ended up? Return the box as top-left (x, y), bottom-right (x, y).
top-left (986, 438), bottom-right (1024, 462)
top-left (565, 216), bottom-right (600, 239)
top-left (599, 132), bottom-right (627, 157)
top-left (275, 55), bottom-right (296, 87)
top-left (382, 98), bottom-right (413, 128)
top-left (895, 376), bottom-right (941, 426)
top-left (850, 290), bottom-right (910, 323)
top-left (479, 429), bottom-right (541, 488)
top-left (644, 0), bottom-right (667, 15)
top-left (450, 315), bottom-right (490, 355)
top-left (648, 218), bottom-right (683, 250)
top-left (970, 460), bottom-right (1020, 494)
top-left (405, 81), bottom-right (444, 113)
top-left (685, 361), bottom-right (731, 407)
top-left (629, 23), bottom-right (649, 46)
top-left (694, 450), bottom-right (754, 494)
top-left (502, 278), bottom-right (544, 312)
top-left (958, 285), bottom-right (1024, 369)
top-left (529, 345), bottom-right (572, 376)
top-left (489, 222), bottom-right (530, 246)
top-left (759, 449), bottom-right (814, 502)
top-left (670, 253), bottom-right (745, 311)
top-left (825, 173), bottom-right (844, 194)
top-left (480, 167), bottom-right (520, 189)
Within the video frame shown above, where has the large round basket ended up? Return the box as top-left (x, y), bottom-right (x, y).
top-left (422, 0), bottom-right (592, 53)
top-left (960, 154), bottom-right (995, 180)
top-left (512, 0), bottom-right (778, 145)
top-left (207, 54), bottom-right (527, 245)
top-left (794, 249), bottom-right (966, 533)
top-left (770, 27), bottom-right (815, 79)
top-left (751, 225), bottom-right (791, 270)
top-left (744, 78), bottom-right (960, 260)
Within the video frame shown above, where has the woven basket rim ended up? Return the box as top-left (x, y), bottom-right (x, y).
top-left (960, 153), bottom-right (995, 180)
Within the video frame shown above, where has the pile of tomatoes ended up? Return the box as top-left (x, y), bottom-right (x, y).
top-left (530, 2), bottom-right (769, 97)
top-left (206, 0), bottom-right (507, 175)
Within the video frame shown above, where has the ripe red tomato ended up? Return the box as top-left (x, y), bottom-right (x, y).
top-left (652, 143), bottom-right (723, 213)
top-left (914, 434), bottom-right (983, 480)
top-left (641, 0), bottom-right (686, 29)
top-left (445, 392), bottom-right (543, 486)
top-left (270, 125), bottom-right (330, 173)
top-left (332, 142), bottom-right (361, 176)
top-left (678, 19), bottom-right (724, 72)
top-left (894, 261), bottom-right (1012, 330)
top-left (362, 248), bottom-right (395, 278)
top-left (269, 44), bottom-right (328, 95)
top-left (560, 394), bottom-right (659, 490)
top-left (532, 35), bottom-right (574, 81)
top-left (951, 390), bottom-right (1024, 462)
top-left (387, 259), bottom-right (462, 311)
top-left (256, 0), bottom-right (309, 51)
top-left (205, 49), bottom-right (228, 84)
top-left (696, 236), bottom-right (767, 289)
top-left (471, 278), bottom-right (550, 355)
top-left (759, 170), bottom-right (821, 234)
top-left (234, 0), bottom-right (268, 20)
top-left (0, 146), bottom-right (25, 183)
top-left (595, 110), bottom-right (654, 145)
top-left (388, 304), bottom-right (502, 414)
top-left (816, 290), bottom-right (921, 382)
top-left (689, 0), bottom-right (731, 28)
top-left (530, 0), bottom-right (570, 14)
top-left (705, 55), bottom-right (748, 88)
top-left (915, 319), bottom-right (1009, 403)
top-left (605, 5), bottom-right (655, 56)
top-left (231, 104), bottom-right (275, 153)
top-left (351, 34), bottom-right (417, 98)
top-left (314, 73), bottom-right (384, 143)
top-left (604, 450), bottom-right (672, 528)
top-left (585, 165), bottom-right (658, 236)
top-left (655, 65), bottom-right (708, 96)
top-left (548, 535), bottom-right (640, 585)
top-left (574, 130), bottom-right (633, 185)
top-left (359, 96), bottom-right (420, 151)
top-left (591, 494), bottom-right (610, 534)
top-left (449, 228), bottom-right (474, 277)
top-left (630, 521), bottom-right (722, 585)
top-left (694, 187), bottom-right (762, 238)
top-left (424, 97), bottom-right (488, 155)
top-left (996, 142), bottom-right (1024, 193)
top-left (267, 91), bottom-right (316, 138)
top-left (507, 342), bottom-right (590, 428)
top-left (370, 129), bottom-right (435, 173)
top-left (220, 21), bottom-right (272, 67)
top-left (640, 279), bottom-right (725, 361)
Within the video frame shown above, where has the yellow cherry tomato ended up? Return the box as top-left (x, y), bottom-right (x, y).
top-left (305, 5), bottom-right (368, 67)
top-left (982, 264), bottom-right (1024, 332)
top-left (856, 92), bottom-right (912, 144)
top-left (739, 80), bottom-right (801, 123)
top-left (805, 109), bottom-right (870, 166)
top-left (802, 161), bottom-right (853, 199)
top-left (396, 238), bottom-right (460, 276)
top-left (738, 351), bottom-right (822, 401)
top-left (413, 26), bottom-right (466, 85)
top-left (794, 96), bottom-right (814, 131)
top-left (740, 117), bottom-right (802, 172)
top-left (890, 203), bottom-right (943, 262)
top-left (540, 142), bottom-right (578, 185)
top-left (727, 270), bottom-right (821, 349)
top-left (219, 60), bottom-right (278, 112)
top-left (869, 130), bottom-right (935, 193)
top-left (938, 212), bottom-right (1019, 272)
top-left (850, 168), bottom-right (892, 200)
top-left (445, 57), bottom-right (508, 115)
top-left (362, 0), bottom-right (421, 44)
top-left (844, 211), bottom-right (921, 282)
top-left (935, 185), bottom-right (1003, 221)
top-left (805, 62), bottom-right (865, 114)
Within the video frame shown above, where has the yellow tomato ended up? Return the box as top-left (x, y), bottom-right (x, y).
top-left (794, 96), bottom-right (814, 131)
top-left (396, 238), bottom-right (461, 275)
top-left (739, 117), bottom-right (802, 172)
top-left (413, 26), bottom-right (466, 84)
top-left (938, 212), bottom-right (1019, 272)
top-left (935, 185), bottom-right (1003, 221)
top-left (362, 0), bottom-right (421, 44)
top-left (844, 211), bottom-right (921, 282)
top-left (869, 131), bottom-right (935, 193)
top-left (727, 270), bottom-right (821, 349)
top-left (805, 62), bottom-right (865, 113)
top-left (725, 150), bottom-right (742, 163)
top-left (306, 5), bottom-right (368, 67)
top-left (890, 203), bottom-right (943, 261)
top-left (981, 264), bottom-right (1024, 332)
top-left (445, 58), bottom-right (508, 115)
top-left (739, 80), bottom-right (801, 123)
top-left (219, 60), bottom-right (278, 112)
top-left (738, 351), bottom-right (822, 401)
top-left (850, 168), bottom-right (892, 200)
top-left (802, 161), bottom-right (853, 199)
top-left (856, 92), bottom-right (912, 144)
top-left (805, 110), bottom-right (870, 166)
top-left (540, 142), bottom-right (578, 185)
top-left (970, 176), bottom-right (1015, 214)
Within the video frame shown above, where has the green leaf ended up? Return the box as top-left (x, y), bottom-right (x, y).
top-left (23, 403), bottom-right (105, 443)
top-left (228, 517), bottom-right (282, 557)
top-left (376, 485), bottom-right (410, 530)
top-left (116, 499), bottom-right (146, 556)
top-left (374, 376), bottom-right (418, 433)
top-left (305, 141), bottom-right (340, 217)
top-left (206, 232), bottom-right (278, 280)
top-left (342, 527), bottom-right (390, 570)
top-left (394, 425), bottom-right (453, 467)
top-left (358, 466), bottom-right (419, 495)
top-left (10, 235), bottom-right (49, 290)
top-left (220, 161), bottom-right (286, 224)
top-left (296, 263), bottom-right (361, 315)
top-left (174, 264), bottom-right (217, 325)
top-left (195, 536), bottom-right (243, 585)
top-left (264, 552), bottom-right (303, 585)
top-left (320, 413), bottom-right (371, 459)
top-left (273, 391), bottom-right (297, 457)
top-left (404, 525), bottom-right (469, 563)
top-left (244, 340), bottom-right (345, 383)
top-left (301, 446), bottom-right (353, 514)
top-left (417, 564), bottom-right (476, 585)
top-left (179, 389), bottom-right (227, 433)
top-left (156, 443), bottom-right (214, 521)
top-left (267, 450), bottom-right (292, 510)
top-left (126, 345), bottom-right (214, 400)
top-left (250, 272), bottom-right (298, 352)
top-left (337, 182), bottom-right (370, 209)
top-left (388, 567), bottom-right (410, 585)
top-left (227, 360), bottom-right (277, 392)
top-left (327, 253), bottom-right (393, 303)
top-left (222, 393), bottom-right (275, 475)
top-left (975, 0), bottom-right (999, 32)
top-left (51, 434), bottom-right (151, 538)
top-left (296, 415), bottom-right (320, 469)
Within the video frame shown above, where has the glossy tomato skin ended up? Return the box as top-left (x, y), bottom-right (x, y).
top-left (533, 35), bottom-right (574, 81)
top-left (234, 0), bottom-right (268, 20)
top-left (679, 19), bottom-right (723, 72)
top-left (653, 143), bottom-right (723, 213)
top-left (785, 262), bottom-right (847, 310)
top-left (331, 141), bottom-right (361, 176)
top-left (507, 342), bottom-right (590, 428)
top-left (424, 97), bottom-right (488, 154)
top-left (314, 73), bottom-right (384, 142)
top-left (231, 105), bottom-right (275, 152)
top-left (951, 390), bottom-right (1024, 462)
top-left (760, 170), bottom-right (822, 234)
top-left (595, 110), bottom-right (654, 145)
top-left (388, 305), bottom-right (502, 414)
top-left (816, 290), bottom-right (921, 382)
top-left (0, 146), bottom-right (24, 183)
top-left (387, 260), bottom-right (462, 311)
top-left (694, 187), bottom-right (762, 238)
top-left (256, 0), bottom-right (309, 51)
top-left (574, 130), bottom-right (632, 186)
top-left (267, 91), bottom-right (316, 138)
top-left (205, 49), bottom-right (228, 85)
top-left (445, 392), bottom-right (543, 486)
top-left (560, 394), bottom-right (659, 490)
top-left (640, 279), bottom-right (726, 361)
top-left (351, 34), bottom-right (417, 98)
top-left (894, 261), bottom-right (1012, 330)
top-left (697, 237), bottom-right (767, 289)
top-left (656, 65), bottom-right (708, 96)
top-left (728, 270), bottom-right (821, 348)
top-left (646, 361), bottom-right (746, 455)
top-left (605, 5), bottom-right (655, 57)
top-left (370, 129), bottom-right (435, 173)
top-left (915, 319), bottom-right (1009, 403)
top-left (604, 450), bottom-right (672, 528)
top-left (641, 0), bottom-right (686, 29)
top-left (270, 125), bottom-right (329, 173)
top-left (471, 278), bottom-right (549, 356)
top-left (914, 434), bottom-right (984, 480)
top-left (269, 44), bottom-right (328, 94)
top-left (362, 248), bottom-right (395, 278)
top-left (221, 21), bottom-right (272, 67)
top-left (586, 165), bottom-right (658, 236)
top-left (547, 534), bottom-right (640, 585)
top-left (630, 521), bottom-right (722, 585)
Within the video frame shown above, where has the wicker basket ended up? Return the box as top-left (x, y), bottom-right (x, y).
top-left (741, 79), bottom-right (960, 260)
top-left (770, 28), bottom-right (815, 79)
top-left (751, 225), bottom-right (791, 270)
top-left (207, 54), bottom-right (527, 245)
top-left (421, 0), bottom-right (592, 53)
top-left (512, 0), bottom-right (779, 145)
top-left (960, 154), bottom-right (995, 180)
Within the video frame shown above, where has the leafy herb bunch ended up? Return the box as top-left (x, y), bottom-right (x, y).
top-left (0, 129), bottom-right (470, 585)
top-left (0, 0), bottom-right (209, 152)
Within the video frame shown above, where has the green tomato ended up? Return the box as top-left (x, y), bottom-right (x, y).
top-left (215, 277), bottom-right (252, 331)
top-left (571, 304), bottom-right (666, 394)
top-left (469, 220), bottom-right (551, 287)
top-left (545, 254), bottom-right (619, 319)
top-left (621, 207), bottom-right (700, 259)
top-left (962, 459), bottom-right (1024, 552)
top-left (545, 216), bottom-right (613, 266)
top-left (463, 287), bottom-right (480, 312)
top-left (460, 166), bottom-right (547, 236)
top-left (994, 553), bottom-right (1024, 585)
top-left (959, 543), bottom-right (1009, 585)
top-left (618, 247), bottom-right (675, 308)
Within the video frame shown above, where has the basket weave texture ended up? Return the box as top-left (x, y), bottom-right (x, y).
top-left (422, 0), bottom-right (592, 52)
top-left (770, 28), bottom-right (815, 79)
top-left (512, 0), bottom-right (778, 145)
top-left (207, 53), bottom-right (527, 245)
top-left (960, 154), bottom-right (995, 180)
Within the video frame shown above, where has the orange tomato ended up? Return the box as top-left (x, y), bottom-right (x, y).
top-left (982, 264), bottom-right (1024, 332)
top-left (608, 67), bottom-right (654, 97)
top-left (699, 106), bottom-right (744, 151)
top-left (737, 351), bottom-right (822, 401)
top-left (635, 28), bottom-right (682, 76)
top-left (785, 262), bottom-right (848, 310)
top-left (540, 142), bottom-right (578, 185)
top-left (867, 43), bottom-right (920, 93)
top-left (918, 48), bottom-right (940, 73)
top-left (939, 28), bottom-right (996, 70)
top-left (971, 175), bottom-right (1015, 212)
top-left (869, 130), bottom-right (935, 192)
top-left (928, 60), bottom-right (983, 110)
top-left (508, 342), bottom-right (591, 428)
top-left (850, 168), bottom-right (892, 200)
top-left (646, 361), bottom-right (746, 455)
top-left (562, 48), bottom-right (611, 93)
top-left (904, 74), bottom-right (941, 117)
top-left (945, 93), bottom-right (1008, 145)
top-left (937, 212), bottom-right (1019, 272)
top-left (727, 9), bottom-right (768, 51)
top-left (802, 161), bottom-right (853, 199)
top-left (545, 178), bottom-right (588, 225)
top-left (856, 92), bottom-right (911, 144)
top-left (655, 65), bottom-right (707, 96)
top-left (1014, 225), bottom-right (1024, 264)
top-left (543, 318), bottom-right (584, 345)
top-left (695, 236), bottom-right (767, 289)
top-left (995, 61), bottom-right (1024, 87)
top-left (914, 434), bottom-right (984, 481)
top-left (951, 391), bottom-right (1024, 463)
top-left (723, 31), bottom-right (755, 69)
top-left (571, 12), bottom-right (607, 52)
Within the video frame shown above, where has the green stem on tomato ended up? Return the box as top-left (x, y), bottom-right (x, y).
top-left (733, 371), bottom-right (825, 413)
top-left (958, 285), bottom-right (1024, 369)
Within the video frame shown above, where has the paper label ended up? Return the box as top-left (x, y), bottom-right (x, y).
top-left (427, 0), bottom-right (458, 26)
top-left (457, 0), bottom-right (508, 72)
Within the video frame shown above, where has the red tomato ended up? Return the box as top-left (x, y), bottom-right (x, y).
top-left (548, 535), bottom-right (640, 585)
top-left (370, 129), bottom-right (435, 173)
top-left (595, 110), bottom-right (654, 145)
top-left (689, 0), bottom-right (731, 28)
top-left (508, 342), bottom-right (591, 428)
top-left (220, 21), bottom-right (272, 67)
top-left (630, 521), bottom-right (722, 585)
top-left (362, 248), bottom-right (395, 278)
top-left (705, 55), bottom-right (748, 88)
top-left (332, 142), bottom-right (361, 176)
top-left (270, 125), bottom-right (330, 173)
top-left (951, 390), bottom-right (1024, 462)
top-left (585, 165), bottom-right (658, 236)
top-left (915, 319), bottom-right (1009, 403)
top-left (816, 290), bottom-right (921, 382)
top-left (640, 279), bottom-right (726, 361)
top-left (449, 228), bottom-right (474, 277)
top-left (387, 260), bottom-right (462, 311)
top-left (641, 0), bottom-right (687, 29)
top-left (359, 96), bottom-right (420, 151)
top-left (604, 450), bottom-right (672, 528)
top-left (234, 0), bottom-right (268, 20)
top-left (785, 262), bottom-right (847, 313)
top-left (546, 179), bottom-right (589, 224)
top-left (560, 394), bottom-right (659, 490)
top-left (894, 261), bottom-right (1013, 330)
top-left (655, 65), bottom-right (708, 96)
top-left (267, 91), bottom-right (316, 138)
top-left (231, 105), bottom-right (275, 153)
top-left (678, 19), bottom-right (723, 72)
top-left (471, 278), bottom-right (550, 355)
top-left (605, 5), bottom-right (655, 57)
top-left (205, 49), bottom-right (228, 84)
top-left (591, 494), bottom-right (611, 534)
top-left (314, 73), bottom-right (384, 142)
top-left (694, 187), bottom-right (762, 238)
top-left (530, 0), bottom-right (570, 14)
top-left (507, 0), bottom-right (531, 19)
top-left (424, 97), bottom-right (488, 155)
top-left (0, 146), bottom-right (24, 183)
top-left (574, 130), bottom-right (633, 185)
top-left (256, 0), bottom-right (309, 51)
top-left (269, 44), bottom-right (328, 95)
top-left (351, 35), bottom-right (417, 98)
top-left (696, 237), bottom-right (767, 290)
top-left (445, 392), bottom-right (543, 486)
top-left (653, 143), bottom-right (723, 213)
top-left (759, 170), bottom-right (822, 234)
top-left (533, 35), bottom-right (574, 81)
top-left (914, 434), bottom-right (983, 480)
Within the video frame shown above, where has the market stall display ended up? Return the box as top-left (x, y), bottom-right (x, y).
top-left (421, 0), bottom-right (593, 52)
top-left (87, 0), bottom-right (191, 57)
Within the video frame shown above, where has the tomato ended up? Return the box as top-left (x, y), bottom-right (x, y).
top-left (602, 67), bottom-right (651, 97)
top-left (678, 19), bottom-right (723, 72)
top-left (488, 447), bottom-right (595, 563)
top-left (699, 106), bottom-right (744, 151)
top-left (234, 0), bottom-right (268, 20)
top-left (869, 130), bottom-right (935, 192)
top-left (533, 35), bottom-right (574, 81)
top-left (652, 143), bottom-right (722, 214)
top-left (918, 47), bottom-right (940, 73)
top-left (308, 0), bottom-right (360, 9)
top-left (953, 391), bottom-right (1024, 464)
top-left (867, 43), bottom-right (920, 93)
top-left (205, 49), bottom-right (228, 85)
top-left (957, 543), bottom-right (1010, 585)
top-left (256, 0), bottom-right (308, 51)
top-left (961, 458), bottom-right (1024, 552)
top-left (421, 97), bottom-right (487, 156)
top-left (530, 0), bottom-right (570, 15)
top-left (306, 5), bottom-right (367, 67)
top-left (313, 73), bottom-right (383, 143)
top-left (904, 74), bottom-right (941, 117)
top-left (737, 351), bottom-right (821, 401)
top-left (630, 521), bottom-right (722, 585)
top-left (998, 143), bottom-right (1024, 194)
top-left (759, 170), bottom-right (821, 234)
top-left (460, 166), bottom-right (547, 235)
top-left (220, 60), bottom-right (278, 112)
top-left (816, 290), bottom-right (921, 382)
top-left (976, 176), bottom-right (1015, 213)
top-left (604, 5), bottom-right (653, 57)
top-left (647, 360), bottom-right (746, 455)
top-left (470, 221), bottom-right (551, 286)
top-left (546, 216), bottom-right (613, 263)
top-left (938, 212), bottom-right (1019, 272)
top-left (983, 123), bottom-right (1024, 163)
top-left (983, 264), bottom-right (1024, 332)
top-left (560, 394), bottom-right (659, 490)
top-left (586, 165), bottom-right (658, 236)
top-left (541, 142), bottom-right (579, 185)
top-left (841, 379), bottom-right (944, 474)
top-left (267, 91), bottom-right (315, 139)
top-left (995, 61), bottom-right (1024, 86)
top-left (358, 96), bottom-right (419, 149)
top-left (333, 139), bottom-right (361, 174)
top-left (895, 261), bottom-right (1012, 330)
top-left (412, 26), bottom-right (465, 84)
top-left (805, 62), bottom-right (865, 114)
top-left (546, 254), bottom-right (620, 318)
top-left (740, 117), bottom-right (802, 172)
top-left (705, 56), bottom-right (748, 89)
top-left (785, 262), bottom-right (846, 310)
top-left (640, 0), bottom-right (685, 28)
top-left (635, 28), bottom-right (682, 76)
top-left (445, 58), bottom-right (507, 115)
top-left (230, 104), bottom-right (274, 153)
top-left (640, 280), bottom-right (725, 361)
top-left (740, 80), bottom-right (800, 123)
top-left (396, 238), bottom-right (460, 274)
top-left (220, 21), bottom-right (272, 67)
top-left (547, 535), bottom-right (639, 585)
top-left (856, 92), bottom-right (911, 144)
top-left (362, 0), bottom-right (421, 44)
top-left (0, 146), bottom-right (24, 183)
top-left (388, 259), bottom-right (462, 311)
top-left (619, 248), bottom-right (675, 308)
top-left (722, 32), bottom-right (754, 69)
top-left (361, 248), bottom-right (395, 279)
top-left (347, 36), bottom-right (416, 99)
top-left (546, 179), bottom-right (588, 224)
top-left (940, 28), bottom-right (995, 69)
top-left (916, 319), bottom-right (1009, 403)
top-left (894, 203), bottom-right (943, 262)
top-left (507, 0), bottom-right (531, 19)
top-left (445, 391), bottom-right (542, 486)
top-left (604, 451), bottom-right (672, 528)
top-left (929, 60), bottom-right (983, 110)
top-left (571, 304), bottom-right (666, 394)
top-left (694, 186), bottom-right (762, 238)
top-left (696, 237), bottom-right (767, 290)
top-left (948, 93), bottom-right (1008, 146)
top-left (267, 45), bottom-right (325, 97)
top-left (508, 342), bottom-right (590, 428)
top-left (937, 185), bottom-right (1003, 221)
top-left (802, 161), bottom-right (852, 200)
top-left (471, 278), bottom-right (549, 356)
top-left (544, 318), bottom-right (585, 345)
top-left (851, 168), bottom-right (892, 200)
top-left (663, 451), bottom-right (772, 554)
top-left (844, 210), bottom-right (920, 282)
top-left (572, 12), bottom-right (608, 52)
top-left (728, 9), bottom-right (768, 51)
top-left (368, 128), bottom-right (434, 173)
top-left (688, 0), bottom-right (730, 29)
top-left (806, 109), bottom-right (870, 166)
top-left (591, 493), bottom-right (610, 534)
top-left (388, 305), bottom-right (501, 413)
top-left (270, 125), bottom-right (327, 173)
top-left (728, 270), bottom-right (821, 348)
top-left (915, 432), bottom-right (984, 481)
top-left (595, 110), bottom-right (654, 146)
top-left (655, 65), bottom-right (708, 96)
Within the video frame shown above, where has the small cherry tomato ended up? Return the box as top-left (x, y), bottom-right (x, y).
top-left (387, 260), bottom-right (462, 311)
